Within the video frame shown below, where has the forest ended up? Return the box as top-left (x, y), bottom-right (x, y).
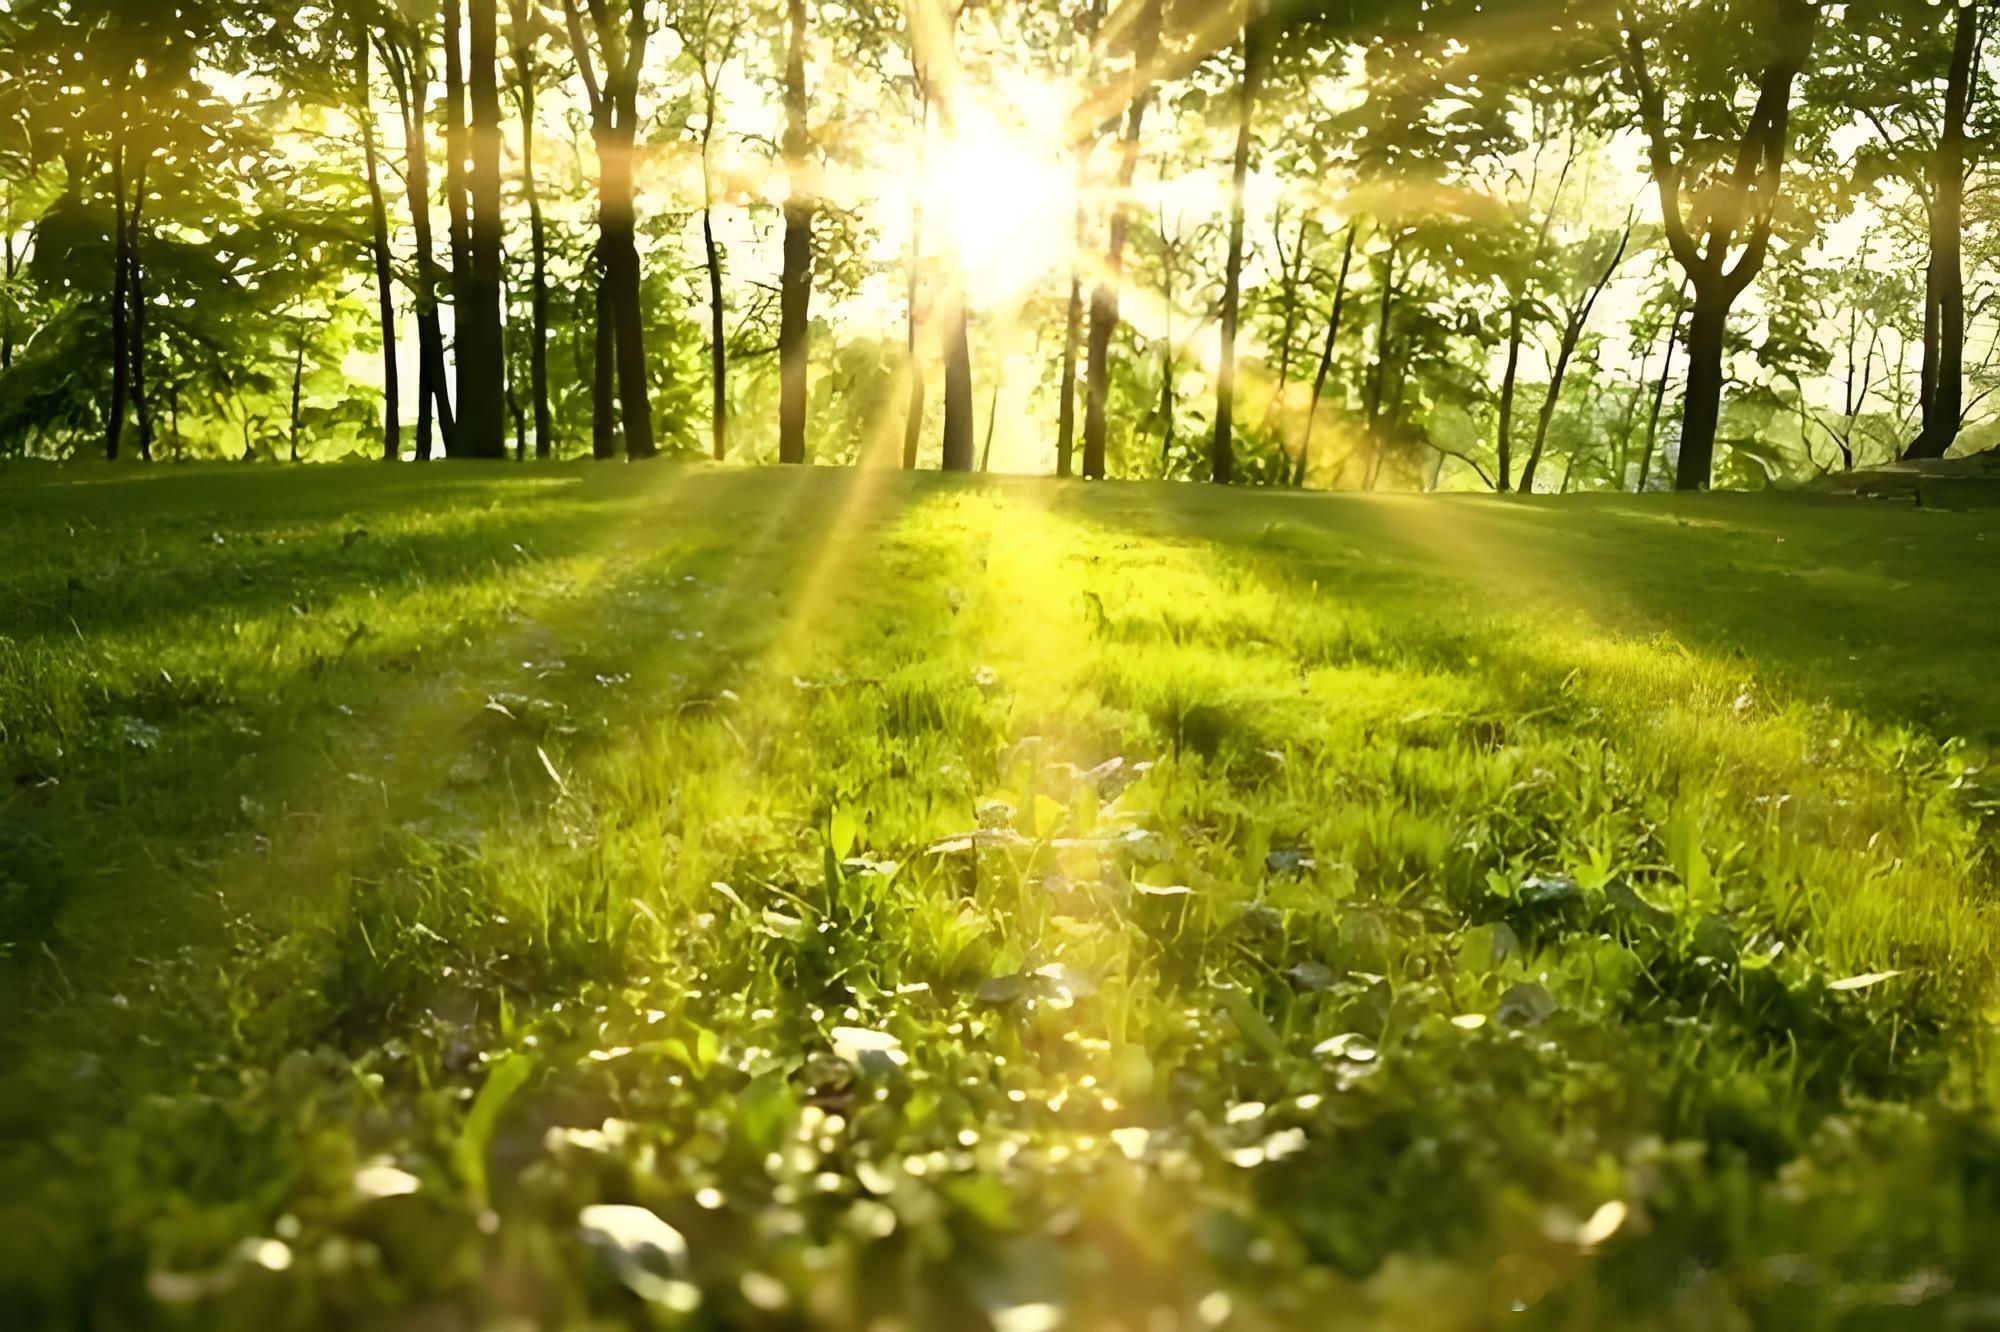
top-left (1, 0), bottom-right (1994, 489)
top-left (9, 3), bottom-right (2000, 1331)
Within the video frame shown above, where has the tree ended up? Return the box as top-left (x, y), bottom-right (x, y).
top-left (563, 0), bottom-right (660, 460)
top-left (1210, 3), bottom-right (1266, 485)
top-left (777, 0), bottom-right (813, 465)
top-left (1619, 0), bottom-right (1821, 490)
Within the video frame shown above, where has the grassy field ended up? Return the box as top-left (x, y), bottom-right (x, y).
top-left (4, 462), bottom-right (2000, 1330)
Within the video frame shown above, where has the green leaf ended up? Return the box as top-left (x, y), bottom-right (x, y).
top-left (455, 1051), bottom-right (538, 1207)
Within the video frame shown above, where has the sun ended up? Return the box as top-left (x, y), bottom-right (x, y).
top-left (925, 84), bottom-right (1080, 310)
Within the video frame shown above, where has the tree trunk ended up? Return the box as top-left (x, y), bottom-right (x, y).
top-left (456, 0), bottom-right (507, 458)
top-left (1297, 221), bottom-right (1357, 487)
top-left (360, 24), bottom-right (402, 462)
top-left (940, 294), bottom-right (975, 471)
top-left (1676, 288), bottom-right (1728, 491)
top-left (443, 0), bottom-right (472, 316)
top-left (1055, 190), bottom-right (1085, 477)
top-left (289, 319), bottom-right (306, 462)
top-left (107, 115), bottom-right (129, 461)
top-left (386, 34), bottom-right (455, 458)
top-left (1519, 222), bottom-right (1631, 493)
top-left (591, 256), bottom-right (616, 459)
top-left (512, 29), bottom-right (552, 460)
top-left (127, 159), bottom-right (153, 463)
top-left (777, 0), bottom-right (812, 465)
top-left (1210, 18), bottom-right (1264, 487)
top-left (1907, 0), bottom-right (1980, 459)
top-left (1637, 294), bottom-right (1686, 492)
top-left (1082, 0), bottom-right (1163, 480)
top-left (978, 380), bottom-right (1001, 472)
top-left (1495, 304), bottom-right (1523, 491)
top-left (900, 96), bottom-right (928, 470)
top-left (1362, 234), bottom-right (1398, 480)
top-left (602, 122), bottom-right (656, 459)
top-left (2, 179), bottom-right (15, 372)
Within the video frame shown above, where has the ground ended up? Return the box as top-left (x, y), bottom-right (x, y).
top-left (3, 463), bottom-right (2000, 1330)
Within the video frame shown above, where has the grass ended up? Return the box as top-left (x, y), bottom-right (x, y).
top-left (3, 461), bottom-right (2000, 1330)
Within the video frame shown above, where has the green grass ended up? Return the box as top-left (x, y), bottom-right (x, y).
top-left (4, 462), bottom-right (2000, 1330)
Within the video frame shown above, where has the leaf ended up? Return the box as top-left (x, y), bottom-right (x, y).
top-left (1032, 794), bottom-right (1066, 840)
top-left (830, 806), bottom-right (859, 860)
top-left (1827, 969), bottom-right (1905, 992)
top-left (455, 1051), bottom-right (537, 1207)
top-left (1221, 987), bottom-right (1286, 1059)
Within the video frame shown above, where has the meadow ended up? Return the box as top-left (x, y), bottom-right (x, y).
top-left (4, 463), bottom-right (2000, 1329)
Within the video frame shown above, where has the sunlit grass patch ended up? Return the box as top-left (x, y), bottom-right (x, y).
top-left (4, 467), bottom-right (2000, 1328)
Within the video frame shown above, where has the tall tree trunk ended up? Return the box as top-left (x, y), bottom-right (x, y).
top-left (602, 122), bottom-right (656, 459)
top-left (979, 380), bottom-right (1001, 472)
top-left (1055, 200), bottom-right (1085, 477)
top-left (510, 15), bottom-right (552, 460)
top-left (443, 0), bottom-right (472, 317)
top-left (127, 158), bottom-right (153, 463)
top-left (591, 258), bottom-right (616, 459)
top-left (289, 318), bottom-right (306, 462)
top-left (1210, 17), bottom-right (1264, 486)
top-left (940, 294), bottom-right (975, 471)
top-left (1083, 0), bottom-right (1163, 480)
top-left (1495, 305), bottom-right (1523, 491)
top-left (386, 34), bottom-right (455, 458)
top-left (1297, 221), bottom-right (1357, 487)
top-left (1675, 288), bottom-right (1728, 490)
top-left (360, 24), bottom-right (402, 462)
top-left (1363, 234), bottom-right (1399, 480)
top-left (777, 0), bottom-right (812, 465)
top-left (1637, 292), bottom-right (1686, 492)
top-left (902, 96), bottom-right (928, 470)
top-left (2, 178), bottom-right (15, 371)
top-left (1907, 0), bottom-right (1981, 459)
top-left (107, 110), bottom-right (129, 461)
top-left (456, 0), bottom-right (507, 458)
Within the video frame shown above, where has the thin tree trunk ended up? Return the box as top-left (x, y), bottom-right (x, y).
top-left (289, 318), bottom-right (306, 462)
top-left (1083, 0), bottom-right (1163, 480)
top-left (592, 257), bottom-right (616, 459)
top-left (903, 96), bottom-right (929, 470)
top-left (1055, 209), bottom-right (1085, 477)
top-left (1636, 293), bottom-right (1686, 492)
top-left (2, 178), bottom-right (15, 371)
top-left (360, 23), bottom-right (402, 461)
top-left (457, 0), bottom-right (507, 458)
top-left (1210, 17), bottom-right (1264, 486)
top-left (386, 34), bottom-right (455, 458)
top-left (127, 158), bottom-right (153, 463)
top-left (510, 10), bottom-right (551, 459)
top-left (107, 108), bottom-right (129, 461)
top-left (443, 0), bottom-right (472, 318)
top-left (1363, 235), bottom-right (1399, 480)
top-left (1907, 0), bottom-right (1980, 459)
top-left (777, 0), bottom-right (812, 465)
top-left (1297, 221), bottom-right (1357, 487)
top-left (979, 380), bottom-right (1001, 472)
top-left (1495, 305), bottom-right (1523, 491)
top-left (1518, 221), bottom-right (1632, 492)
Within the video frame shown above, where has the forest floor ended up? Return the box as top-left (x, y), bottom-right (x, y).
top-left (4, 463), bottom-right (2000, 1330)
